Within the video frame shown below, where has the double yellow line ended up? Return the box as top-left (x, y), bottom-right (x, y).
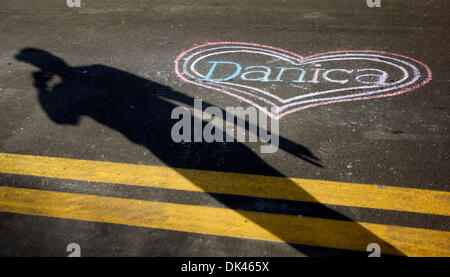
top-left (0, 153), bottom-right (449, 256)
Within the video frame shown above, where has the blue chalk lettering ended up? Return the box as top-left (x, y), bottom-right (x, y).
top-left (241, 66), bottom-right (272, 82)
top-left (200, 61), bottom-right (242, 82)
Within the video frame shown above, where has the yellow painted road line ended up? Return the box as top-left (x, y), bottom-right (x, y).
top-left (0, 153), bottom-right (449, 216)
top-left (0, 186), bottom-right (449, 256)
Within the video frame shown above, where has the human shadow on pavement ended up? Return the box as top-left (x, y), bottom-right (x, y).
top-left (15, 48), bottom-right (404, 256)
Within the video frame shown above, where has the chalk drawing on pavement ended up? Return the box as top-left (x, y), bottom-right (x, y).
top-left (175, 42), bottom-right (432, 119)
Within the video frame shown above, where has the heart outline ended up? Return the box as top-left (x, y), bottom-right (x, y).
top-left (175, 42), bottom-right (432, 119)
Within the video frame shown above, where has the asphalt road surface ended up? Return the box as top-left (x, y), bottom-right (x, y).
top-left (0, 0), bottom-right (449, 257)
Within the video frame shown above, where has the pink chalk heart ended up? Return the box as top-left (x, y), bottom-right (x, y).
top-left (175, 42), bottom-right (432, 119)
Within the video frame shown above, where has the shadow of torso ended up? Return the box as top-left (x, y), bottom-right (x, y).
top-left (38, 64), bottom-right (280, 174)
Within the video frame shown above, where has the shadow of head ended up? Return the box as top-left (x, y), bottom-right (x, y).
top-left (15, 48), bottom-right (80, 125)
top-left (15, 48), bottom-right (68, 73)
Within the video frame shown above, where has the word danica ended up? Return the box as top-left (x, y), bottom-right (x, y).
top-left (200, 61), bottom-right (388, 85)
top-left (175, 42), bottom-right (432, 119)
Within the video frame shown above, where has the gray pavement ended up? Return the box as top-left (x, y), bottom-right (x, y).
top-left (0, 0), bottom-right (448, 256)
